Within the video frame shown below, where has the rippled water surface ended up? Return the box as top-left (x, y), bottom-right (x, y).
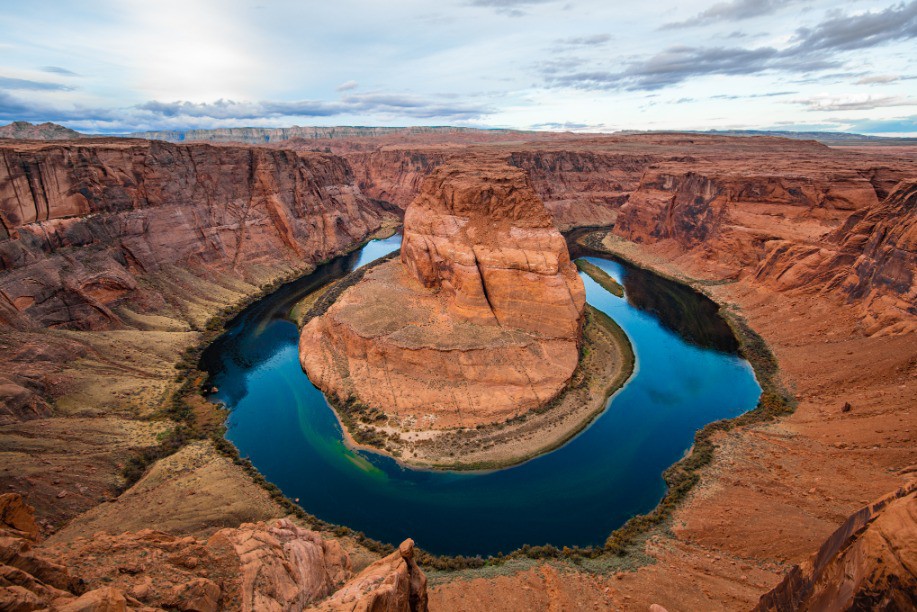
top-left (201, 235), bottom-right (760, 556)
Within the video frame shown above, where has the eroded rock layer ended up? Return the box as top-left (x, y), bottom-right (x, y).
top-left (756, 482), bottom-right (917, 611)
top-left (0, 139), bottom-right (385, 331)
top-left (0, 492), bottom-right (428, 611)
top-left (0, 139), bottom-right (389, 445)
top-left (300, 159), bottom-right (585, 428)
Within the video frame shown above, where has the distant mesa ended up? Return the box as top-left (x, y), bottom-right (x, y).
top-left (0, 121), bottom-right (83, 140)
top-left (300, 157), bottom-right (586, 432)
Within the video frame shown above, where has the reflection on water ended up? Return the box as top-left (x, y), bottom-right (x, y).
top-left (201, 234), bottom-right (760, 556)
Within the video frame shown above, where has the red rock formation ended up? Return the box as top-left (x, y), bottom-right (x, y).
top-left (755, 180), bottom-right (917, 334)
top-left (208, 518), bottom-right (352, 610)
top-left (507, 150), bottom-right (653, 229)
top-left (400, 160), bottom-right (585, 335)
top-left (0, 494), bottom-right (427, 611)
top-left (348, 149), bottom-right (448, 210)
top-left (348, 147), bottom-right (654, 229)
top-left (315, 539), bottom-right (428, 612)
top-left (300, 159), bottom-right (585, 428)
top-left (755, 482), bottom-right (917, 611)
top-left (612, 152), bottom-right (916, 332)
top-left (0, 139), bottom-right (386, 331)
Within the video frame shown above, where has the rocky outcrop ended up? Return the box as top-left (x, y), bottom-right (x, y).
top-left (400, 160), bottom-right (585, 335)
top-left (315, 539), bottom-right (427, 612)
top-left (300, 159), bottom-right (585, 429)
top-left (0, 121), bottom-right (83, 141)
top-left (208, 518), bottom-right (351, 610)
top-left (0, 494), bottom-right (427, 612)
top-left (756, 482), bottom-right (917, 611)
top-left (0, 140), bottom-right (386, 331)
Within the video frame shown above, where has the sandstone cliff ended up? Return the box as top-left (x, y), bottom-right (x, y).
top-left (300, 158), bottom-right (585, 430)
top-left (612, 157), bottom-right (916, 332)
top-left (507, 149), bottom-right (653, 229)
top-left (755, 179), bottom-right (917, 334)
top-left (0, 139), bottom-right (388, 441)
top-left (348, 147), bottom-right (656, 230)
top-left (0, 139), bottom-right (385, 331)
top-left (755, 482), bottom-right (916, 611)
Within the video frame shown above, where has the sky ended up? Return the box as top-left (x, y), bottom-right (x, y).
top-left (1, 0), bottom-right (915, 135)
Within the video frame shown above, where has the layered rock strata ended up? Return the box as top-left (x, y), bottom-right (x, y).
top-left (615, 169), bottom-right (916, 333)
top-left (0, 139), bottom-right (385, 331)
top-left (300, 159), bottom-right (585, 429)
top-left (0, 138), bottom-right (387, 418)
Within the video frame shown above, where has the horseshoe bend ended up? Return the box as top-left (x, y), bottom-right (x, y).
top-left (2, 5), bottom-right (917, 605)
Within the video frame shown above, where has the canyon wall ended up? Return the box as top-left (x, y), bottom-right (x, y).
top-left (507, 150), bottom-right (654, 229)
top-left (347, 147), bottom-right (656, 229)
top-left (0, 139), bottom-right (385, 331)
top-left (0, 139), bottom-right (389, 434)
top-left (613, 165), bottom-right (916, 333)
top-left (755, 180), bottom-right (916, 334)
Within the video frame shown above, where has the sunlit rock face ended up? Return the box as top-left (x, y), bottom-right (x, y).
top-left (300, 158), bottom-right (585, 429)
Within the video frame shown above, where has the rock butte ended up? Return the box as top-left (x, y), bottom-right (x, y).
top-left (300, 158), bottom-right (586, 428)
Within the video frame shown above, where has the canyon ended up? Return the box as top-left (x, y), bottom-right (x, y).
top-left (0, 126), bottom-right (914, 610)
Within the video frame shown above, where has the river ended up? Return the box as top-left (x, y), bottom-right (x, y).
top-left (201, 234), bottom-right (760, 556)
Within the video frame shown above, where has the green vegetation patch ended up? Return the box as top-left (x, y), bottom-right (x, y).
top-left (575, 258), bottom-right (625, 297)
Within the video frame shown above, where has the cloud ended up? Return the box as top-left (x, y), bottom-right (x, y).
top-left (0, 91), bottom-right (494, 132)
top-left (40, 66), bottom-right (79, 76)
top-left (529, 121), bottom-right (606, 131)
top-left (545, 3), bottom-right (917, 91)
top-left (790, 2), bottom-right (917, 53)
top-left (553, 34), bottom-right (611, 47)
top-left (662, 0), bottom-right (803, 29)
top-left (793, 94), bottom-right (917, 111)
top-left (543, 46), bottom-right (817, 90)
top-left (336, 80), bottom-right (358, 91)
top-left (0, 76), bottom-right (73, 91)
top-left (466, 0), bottom-right (556, 17)
top-left (710, 90), bottom-right (797, 99)
top-left (855, 74), bottom-right (899, 84)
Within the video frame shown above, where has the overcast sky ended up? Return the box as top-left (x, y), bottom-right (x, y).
top-left (1, 0), bottom-right (915, 134)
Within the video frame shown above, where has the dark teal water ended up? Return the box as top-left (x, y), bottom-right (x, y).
top-left (201, 235), bottom-right (760, 556)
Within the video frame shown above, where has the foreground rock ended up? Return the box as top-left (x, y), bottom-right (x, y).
top-left (314, 539), bottom-right (428, 611)
top-left (1, 491), bottom-right (427, 611)
top-left (300, 158), bottom-right (585, 434)
top-left (756, 482), bottom-right (916, 611)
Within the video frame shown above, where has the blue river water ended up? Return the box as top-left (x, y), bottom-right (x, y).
top-left (201, 235), bottom-right (760, 556)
